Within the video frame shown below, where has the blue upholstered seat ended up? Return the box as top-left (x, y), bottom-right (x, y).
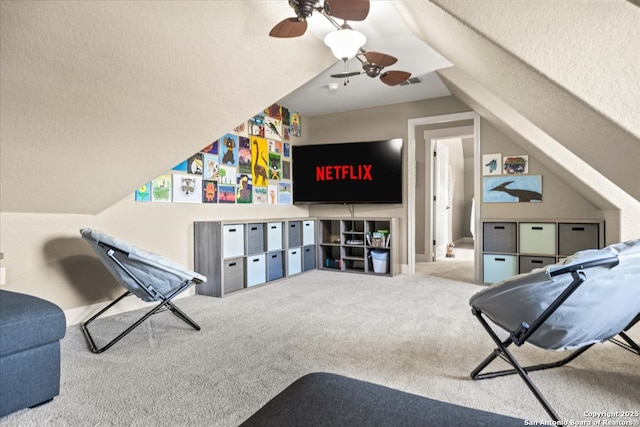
top-left (0, 290), bottom-right (66, 417)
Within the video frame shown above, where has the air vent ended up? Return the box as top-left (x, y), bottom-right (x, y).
top-left (399, 76), bottom-right (422, 86)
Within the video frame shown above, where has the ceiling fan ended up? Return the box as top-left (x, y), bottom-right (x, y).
top-left (331, 50), bottom-right (411, 86)
top-left (269, 0), bottom-right (370, 38)
top-left (269, 0), bottom-right (411, 87)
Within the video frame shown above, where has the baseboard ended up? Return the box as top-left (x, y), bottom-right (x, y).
top-left (455, 237), bottom-right (474, 245)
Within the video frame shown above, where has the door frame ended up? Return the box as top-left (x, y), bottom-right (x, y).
top-left (406, 112), bottom-right (481, 279)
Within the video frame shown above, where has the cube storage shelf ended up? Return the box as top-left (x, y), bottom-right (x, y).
top-left (195, 219), bottom-right (316, 297)
top-left (317, 218), bottom-right (397, 276)
top-left (482, 219), bottom-right (603, 284)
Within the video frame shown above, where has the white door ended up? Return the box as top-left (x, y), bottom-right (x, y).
top-left (433, 141), bottom-right (450, 260)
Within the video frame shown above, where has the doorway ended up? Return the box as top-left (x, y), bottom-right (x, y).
top-left (407, 112), bottom-right (481, 281)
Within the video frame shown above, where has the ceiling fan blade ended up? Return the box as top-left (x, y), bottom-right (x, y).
top-left (364, 51), bottom-right (398, 68)
top-left (269, 18), bottom-right (308, 38)
top-left (325, 0), bottom-right (370, 21)
top-left (330, 71), bottom-right (362, 78)
top-left (380, 70), bottom-right (411, 86)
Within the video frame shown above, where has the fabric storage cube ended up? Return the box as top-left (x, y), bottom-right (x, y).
top-left (483, 222), bottom-right (517, 253)
top-left (288, 248), bottom-right (302, 275)
top-left (483, 254), bottom-right (517, 284)
top-left (519, 223), bottom-right (556, 255)
top-left (303, 220), bottom-right (315, 245)
top-left (303, 245), bottom-right (315, 271)
top-left (288, 221), bottom-right (302, 248)
top-left (247, 223), bottom-right (265, 255)
top-left (267, 251), bottom-right (284, 281)
top-left (558, 223), bottom-right (599, 256)
top-left (223, 224), bottom-right (245, 258)
top-left (267, 222), bottom-right (283, 252)
top-left (246, 254), bottom-right (266, 287)
top-left (223, 257), bottom-right (245, 294)
top-left (519, 255), bottom-right (556, 274)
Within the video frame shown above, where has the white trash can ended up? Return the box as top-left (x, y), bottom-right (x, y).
top-left (370, 250), bottom-right (389, 274)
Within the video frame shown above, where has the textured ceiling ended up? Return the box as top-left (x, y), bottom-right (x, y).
top-left (396, 0), bottom-right (640, 202)
top-left (0, 1), bottom-right (335, 214)
top-left (1, 0), bottom-right (638, 216)
top-left (277, 2), bottom-right (452, 117)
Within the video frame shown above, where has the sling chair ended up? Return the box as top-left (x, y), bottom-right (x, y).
top-left (80, 228), bottom-right (206, 353)
top-left (469, 239), bottom-right (640, 422)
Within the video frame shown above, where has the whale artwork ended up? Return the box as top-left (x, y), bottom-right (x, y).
top-left (483, 176), bottom-right (542, 203)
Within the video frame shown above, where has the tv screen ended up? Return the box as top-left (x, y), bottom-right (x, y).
top-left (292, 139), bottom-right (403, 204)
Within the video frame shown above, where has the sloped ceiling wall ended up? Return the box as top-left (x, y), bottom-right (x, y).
top-left (396, 0), bottom-right (640, 202)
top-left (0, 1), bottom-right (335, 214)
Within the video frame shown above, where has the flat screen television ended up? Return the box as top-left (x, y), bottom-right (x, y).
top-left (292, 139), bottom-right (403, 204)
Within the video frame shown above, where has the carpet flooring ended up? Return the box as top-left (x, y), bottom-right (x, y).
top-left (1, 268), bottom-right (638, 426)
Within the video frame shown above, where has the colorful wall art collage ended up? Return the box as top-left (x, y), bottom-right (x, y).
top-left (134, 105), bottom-right (300, 205)
top-left (482, 153), bottom-right (542, 203)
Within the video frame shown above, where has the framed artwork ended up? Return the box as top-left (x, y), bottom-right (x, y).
top-left (135, 182), bottom-right (151, 202)
top-left (203, 154), bottom-right (219, 180)
top-left (290, 111), bottom-right (301, 138)
top-left (269, 139), bottom-right (283, 154)
top-left (264, 116), bottom-right (282, 141)
top-left (503, 155), bottom-right (529, 174)
top-left (219, 134), bottom-right (239, 167)
top-left (265, 104), bottom-right (282, 120)
top-left (282, 126), bottom-right (291, 141)
top-left (187, 153), bottom-right (203, 175)
top-left (238, 136), bottom-right (252, 174)
top-left (202, 180), bottom-right (217, 203)
top-left (253, 186), bottom-right (268, 204)
top-left (269, 152), bottom-right (281, 180)
top-left (249, 113), bottom-right (265, 137)
top-left (482, 153), bottom-right (502, 176)
top-left (218, 185), bottom-right (236, 203)
top-left (151, 174), bottom-right (172, 202)
top-left (278, 181), bottom-right (292, 204)
top-left (268, 183), bottom-right (278, 205)
top-left (483, 175), bottom-right (542, 203)
top-left (251, 136), bottom-right (269, 187)
top-left (282, 160), bottom-right (291, 180)
top-left (236, 173), bottom-right (252, 204)
top-left (217, 165), bottom-right (236, 185)
top-left (201, 140), bottom-right (218, 155)
top-left (172, 174), bottom-right (201, 203)
top-left (233, 122), bottom-right (248, 137)
top-left (171, 160), bottom-right (188, 172)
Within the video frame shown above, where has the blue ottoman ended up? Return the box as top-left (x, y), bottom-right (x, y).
top-left (0, 290), bottom-right (66, 417)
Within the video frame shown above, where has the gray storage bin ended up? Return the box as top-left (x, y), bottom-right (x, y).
top-left (483, 222), bottom-right (517, 253)
top-left (288, 221), bottom-right (302, 248)
top-left (267, 251), bottom-right (284, 281)
top-left (519, 255), bottom-right (556, 274)
top-left (558, 223), bottom-right (599, 256)
top-left (247, 223), bottom-right (265, 255)
top-left (223, 257), bottom-right (245, 294)
top-left (303, 245), bottom-right (315, 271)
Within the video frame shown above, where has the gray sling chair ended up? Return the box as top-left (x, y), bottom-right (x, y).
top-left (469, 239), bottom-right (640, 422)
top-left (80, 228), bottom-right (207, 353)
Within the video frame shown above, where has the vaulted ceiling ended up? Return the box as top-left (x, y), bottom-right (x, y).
top-left (1, 1), bottom-right (638, 215)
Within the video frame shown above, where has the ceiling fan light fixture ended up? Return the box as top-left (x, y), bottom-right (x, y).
top-left (324, 28), bottom-right (366, 61)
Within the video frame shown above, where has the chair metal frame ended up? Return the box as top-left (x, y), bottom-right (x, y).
top-left (82, 241), bottom-right (203, 353)
top-left (470, 255), bottom-right (639, 422)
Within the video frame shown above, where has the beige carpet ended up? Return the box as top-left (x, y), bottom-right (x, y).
top-left (1, 269), bottom-right (638, 426)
